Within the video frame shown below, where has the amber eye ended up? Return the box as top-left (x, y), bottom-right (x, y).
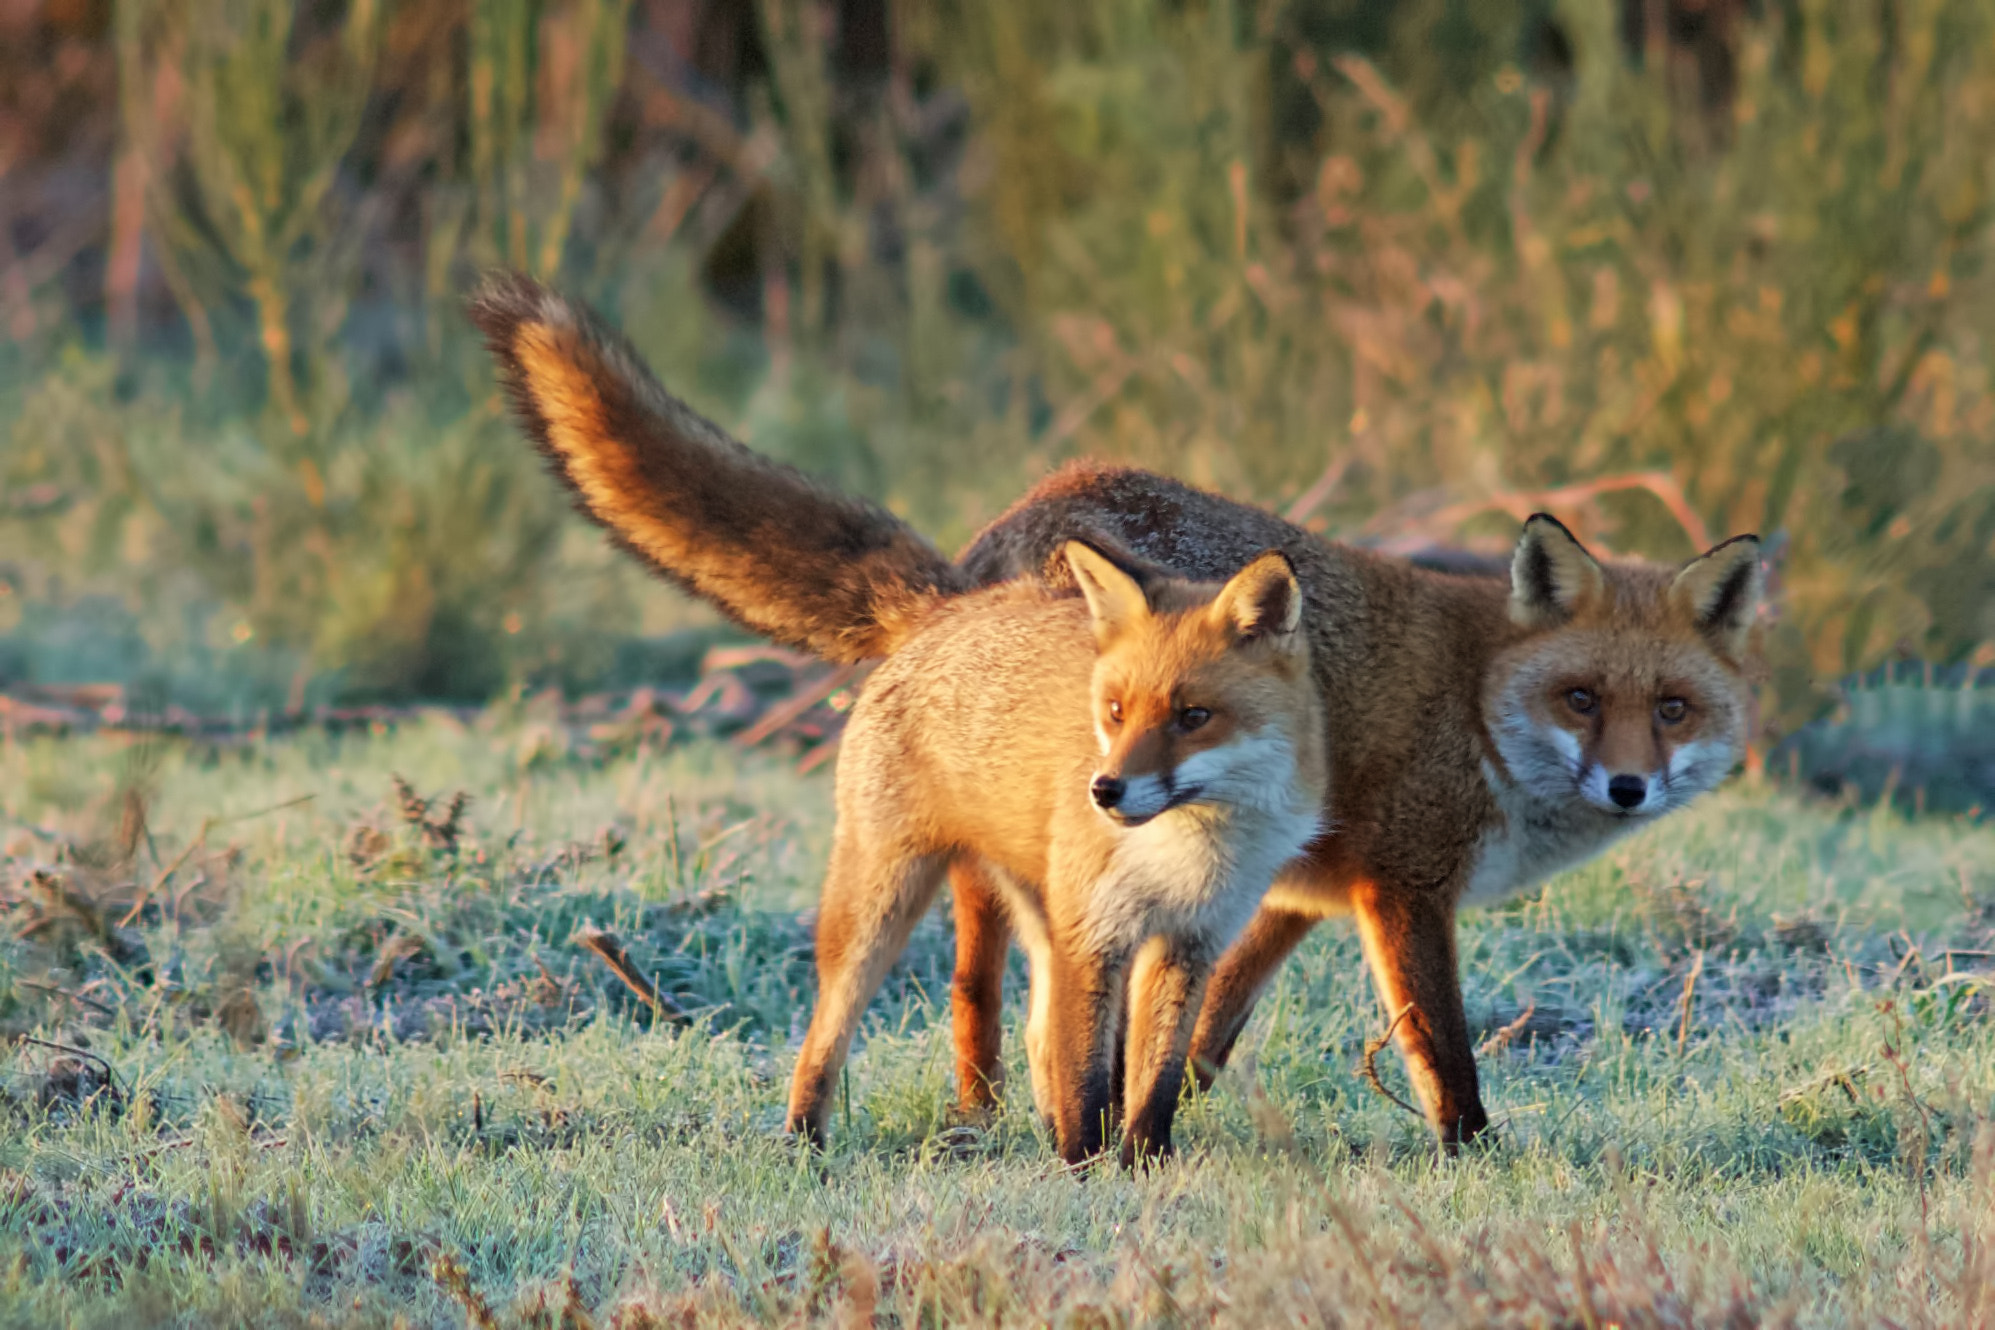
top-left (1565, 688), bottom-right (1598, 716)
top-left (1107, 699), bottom-right (1124, 724)
top-left (1656, 697), bottom-right (1689, 724)
top-left (1178, 706), bottom-right (1211, 732)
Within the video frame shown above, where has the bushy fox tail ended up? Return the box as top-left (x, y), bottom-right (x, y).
top-left (468, 273), bottom-right (966, 664)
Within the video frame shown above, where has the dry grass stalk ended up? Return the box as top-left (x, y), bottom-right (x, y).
top-left (1675, 951), bottom-right (1706, 1056)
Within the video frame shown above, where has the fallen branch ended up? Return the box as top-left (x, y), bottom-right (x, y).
top-left (574, 925), bottom-right (685, 1023)
top-left (734, 663), bottom-right (859, 748)
top-left (1358, 1002), bottom-right (1424, 1120)
top-left (1283, 455), bottom-right (1352, 525)
top-left (1476, 1001), bottom-right (1538, 1058)
top-left (11, 1035), bottom-right (125, 1101)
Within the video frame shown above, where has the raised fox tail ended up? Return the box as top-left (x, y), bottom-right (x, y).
top-left (468, 272), bottom-right (966, 664)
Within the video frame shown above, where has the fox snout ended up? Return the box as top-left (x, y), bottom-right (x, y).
top-left (1607, 773), bottom-right (1648, 810)
top-left (1565, 745), bottom-right (1658, 816)
top-left (1089, 765), bottom-right (1192, 826)
top-left (1090, 775), bottom-right (1126, 810)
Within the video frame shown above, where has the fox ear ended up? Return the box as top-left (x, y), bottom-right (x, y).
top-left (1214, 550), bottom-right (1303, 643)
top-left (1670, 534), bottom-right (1762, 661)
top-left (1065, 540), bottom-right (1151, 644)
top-left (1509, 513), bottom-right (1605, 628)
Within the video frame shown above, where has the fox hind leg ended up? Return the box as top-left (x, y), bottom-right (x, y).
top-left (786, 834), bottom-right (950, 1147)
top-left (947, 860), bottom-right (1012, 1116)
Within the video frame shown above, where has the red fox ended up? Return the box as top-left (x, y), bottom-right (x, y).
top-left (788, 541), bottom-right (1326, 1163)
top-left (469, 275), bottom-right (1327, 1164)
top-left (469, 274), bottom-right (1762, 1152)
top-left (957, 466), bottom-right (1763, 1147)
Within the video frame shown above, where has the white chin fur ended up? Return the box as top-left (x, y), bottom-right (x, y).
top-left (1172, 731), bottom-right (1310, 817)
top-left (1109, 772), bottom-right (1173, 821)
top-left (1099, 729), bottom-right (1318, 828)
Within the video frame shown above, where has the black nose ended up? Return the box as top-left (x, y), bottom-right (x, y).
top-left (1607, 774), bottom-right (1647, 809)
top-left (1090, 775), bottom-right (1125, 810)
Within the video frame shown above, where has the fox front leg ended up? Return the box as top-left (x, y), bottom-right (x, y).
top-left (1349, 882), bottom-right (1488, 1149)
top-left (1043, 941), bottom-right (1131, 1166)
top-left (1120, 935), bottom-right (1216, 1165)
top-left (1186, 903), bottom-right (1321, 1087)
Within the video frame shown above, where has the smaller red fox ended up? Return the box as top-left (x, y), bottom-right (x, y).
top-left (790, 540), bottom-right (1327, 1164)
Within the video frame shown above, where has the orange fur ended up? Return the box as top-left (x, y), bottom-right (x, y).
top-left (471, 277), bottom-right (1762, 1154)
top-left (783, 546), bottom-right (1327, 1165)
top-left (959, 472), bottom-right (1763, 1147)
top-left (470, 273), bottom-right (965, 663)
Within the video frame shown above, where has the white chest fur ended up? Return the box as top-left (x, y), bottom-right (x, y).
top-left (1083, 796), bottom-right (1321, 953)
top-left (1462, 761), bottom-right (1639, 908)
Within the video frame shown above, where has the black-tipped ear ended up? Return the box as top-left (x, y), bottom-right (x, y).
top-left (1509, 513), bottom-right (1606, 628)
top-left (1064, 540), bottom-right (1152, 645)
top-left (1670, 534), bottom-right (1763, 661)
top-left (1213, 550), bottom-right (1303, 643)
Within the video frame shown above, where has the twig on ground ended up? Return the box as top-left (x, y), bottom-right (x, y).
top-left (11, 1035), bottom-right (123, 1094)
top-left (1358, 1002), bottom-right (1424, 1120)
top-left (13, 981), bottom-right (116, 1017)
top-left (121, 824), bottom-right (209, 927)
top-left (575, 925), bottom-right (686, 1022)
top-left (1477, 1002), bottom-right (1537, 1057)
top-left (1886, 931), bottom-right (1924, 988)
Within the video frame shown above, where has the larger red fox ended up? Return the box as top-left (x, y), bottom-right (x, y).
top-left (470, 273), bottom-right (1763, 1152)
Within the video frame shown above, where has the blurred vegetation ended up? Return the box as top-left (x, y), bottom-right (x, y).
top-left (0, 0), bottom-right (1990, 742)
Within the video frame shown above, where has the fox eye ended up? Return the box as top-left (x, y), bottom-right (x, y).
top-left (1656, 697), bottom-right (1689, 724)
top-left (1178, 706), bottom-right (1211, 732)
top-left (1107, 699), bottom-right (1124, 724)
top-left (1565, 688), bottom-right (1598, 716)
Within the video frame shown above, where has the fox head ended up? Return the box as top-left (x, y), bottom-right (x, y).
top-left (1064, 541), bottom-right (1315, 827)
top-left (1485, 514), bottom-right (1764, 820)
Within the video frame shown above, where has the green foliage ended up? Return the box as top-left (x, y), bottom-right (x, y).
top-left (907, 0), bottom-right (1995, 728)
top-left (116, 0), bottom-right (386, 425)
top-left (3, 0), bottom-right (1991, 717)
top-left (456, 0), bottom-right (635, 278)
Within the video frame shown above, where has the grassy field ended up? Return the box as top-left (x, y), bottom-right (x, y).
top-left (1, 719), bottom-right (1992, 1328)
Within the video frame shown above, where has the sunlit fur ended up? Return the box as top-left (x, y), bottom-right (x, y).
top-left (959, 476), bottom-right (1764, 1148)
top-left (468, 272), bottom-right (966, 664)
top-left (1485, 523), bottom-right (1762, 859)
top-left (787, 547), bottom-right (1326, 1166)
top-left (471, 277), bottom-right (1759, 1157)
